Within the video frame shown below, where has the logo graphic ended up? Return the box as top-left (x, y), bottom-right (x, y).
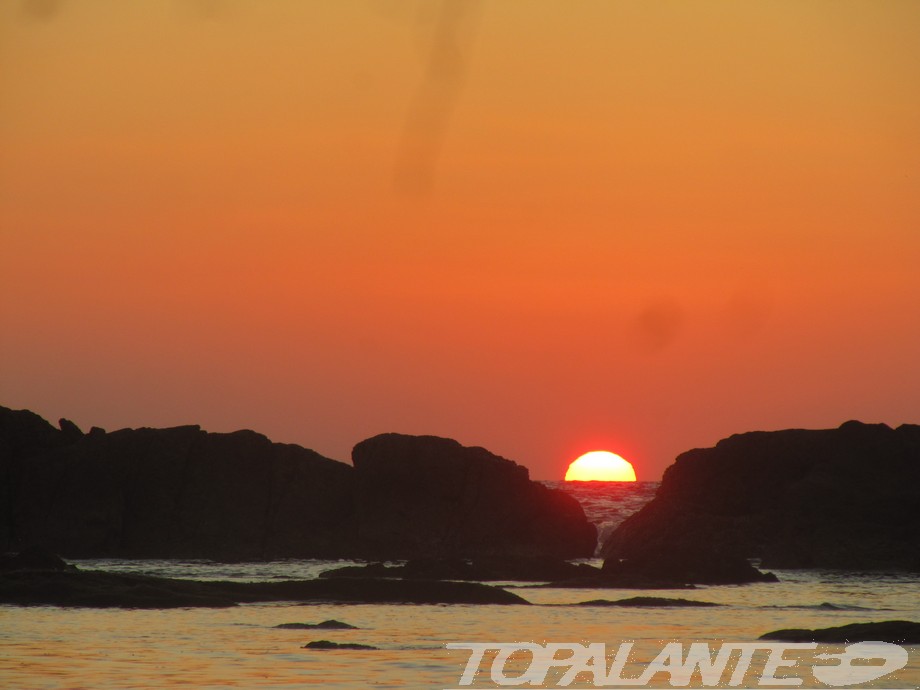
top-left (812, 642), bottom-right (909, 686)
top-left (445, 641), bottom-right (911, 689)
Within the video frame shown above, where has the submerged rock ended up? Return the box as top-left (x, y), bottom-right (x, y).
top-left (573, 597), bottom-right (721, 607)
top-left (760, 620), bottom-right (920, 643)
top-left (0, 558), bottom-right (530, 608)
top-left (320, 556), bottom-right (600, 582)
top-left (601, 421), bottom-right (920, 571)
top-left (304, 640), bottom-right (377, 650)
top-left (275, 620), bottom-right (357, 630)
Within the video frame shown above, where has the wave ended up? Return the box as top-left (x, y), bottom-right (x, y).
top-left (765, 602), bottom-right (892, 611)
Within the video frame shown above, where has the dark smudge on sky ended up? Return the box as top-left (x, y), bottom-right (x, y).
top-left (19, 0), bottom-right (64, 22)
top-left (394, 0), bottom-right (481, 197)
top-left (634, 300), bottom-right (684, 353)
top-left (182, 0), bottom-right (233, 22)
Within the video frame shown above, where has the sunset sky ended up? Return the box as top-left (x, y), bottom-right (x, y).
top-left (2, 1), bottom-right (919, 480)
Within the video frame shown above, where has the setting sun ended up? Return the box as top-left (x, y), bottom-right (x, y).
top-left (565, 451), bottom-right (637, 482)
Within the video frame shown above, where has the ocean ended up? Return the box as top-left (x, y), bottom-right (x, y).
top-left (2, 481), bottom-right (918, 689)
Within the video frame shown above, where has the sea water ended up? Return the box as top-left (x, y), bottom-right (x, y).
top-left (2, 482), bottom-right (918, 689)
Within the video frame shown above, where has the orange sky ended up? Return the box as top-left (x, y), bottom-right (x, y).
top-left (2, 1), bottom-right (919, 479)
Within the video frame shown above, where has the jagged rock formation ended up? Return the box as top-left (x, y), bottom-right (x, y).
top-left (0, 407), bottom-right (355, 559)
top-left (0, 555), bottom-right (529, 607)
top-left (601, 421), bottom-right (920, 571)
top-left (0, 407), bottom-right (595, 560)
top-left (352, 433), bottom-right (597, 559)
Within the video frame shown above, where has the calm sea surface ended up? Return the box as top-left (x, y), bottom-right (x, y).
top-left (2, 481), bottom-right (918, 689)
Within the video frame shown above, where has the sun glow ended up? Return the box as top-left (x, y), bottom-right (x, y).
top-left (565, 451), bottom-right (637, 482)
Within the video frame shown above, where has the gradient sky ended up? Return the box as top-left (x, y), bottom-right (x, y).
top-left (2, 0), bottom-right (919, 479)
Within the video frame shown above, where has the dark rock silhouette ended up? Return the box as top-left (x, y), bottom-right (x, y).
top-left (304, 640), bottom-right (377, 650)
top-left (0, 407), bottom-right (355, 560)
top-left (601, 542), bottom-right (778, 586)
top-left (57, 418), bottom-right (84, 443)
top-left (275, 620), bottom-right (357, 630)
top-left (0, 548), bottom-right (75, 572)
top-left (573, 597), bottom-right (720, 607)
top-left (0, 407), bottom-right (595, 560)
top-left (351, 433), bottom-right (596, 559)
top-left (760, 620), bottom-right (920, 643)
top-left (539, 576), bottom-right (695, 589)
top-left (0, 557), bottom-right (529, 607)
top-left (320, 556), bottom-right (600, 582)
top-left (601, 421), bottom-right (920, 571)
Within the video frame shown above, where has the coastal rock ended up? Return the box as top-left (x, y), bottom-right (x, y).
top-left (0, 567), bottom-right (240, 607)
top-left (276, 620), bottom-right (357, 630)
top-left (304, 640), bottom-right (377, 650)
top-left (601, 542), bottom-right (778, 586)
top-left (58, 418), bottom-right (84, 443)
top-left (320, 556), bottom-right (600, 582)
top-left (0, 407), bottom-right (69, 465)
top-left (601, 421), bottom-right (920, 571)
top-left (1, 407), bottom-right (596, 561)
top-left (573, 597), bottom-right (720, 607)
top-left (760, 620), bottom-right (920, 643)
top-left (0, 406), bottom-right (355, 560)
top-left (351, 433), bottom-right (596, 559)
top-left (540, 575), bottom-right (694, 589)
top-left (0, 548), bottom-right (74, 572)
top-left (0, 560), bottom-right (529, 607)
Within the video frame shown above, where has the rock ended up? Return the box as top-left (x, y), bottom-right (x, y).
top-left (601, 421), bottom-right (920, 571)
top-left (0, 408), bottom-right (70, 554)
top-left (760, 620), bottom-right (920, 643)
top-left (0, 549), bottom-right (74, 572)
top-left (320, 556), bottom-right (601, 582)
top-left (0, 565), bottom-right (529, 608)
top-left (275, 620), bottom-right (357, 629)
top-left (0, 406), bottom-right (355, 560)
top-left (573, 597), bottom-right (720, 607)
top-left (541, 550), bottom-right (774, 589)
top-left (539, 576), bottom-right (695, 589)
top-left (241, 577), bottom-right (529, 605)
top-left (0, 567), bottom-right (239, 608)
top-left (1, 408), bottom-right (597, 562)
top-left (304, 640), bottom-right (377, 650)
top-left (58, 418), bottom-right (84, 443)
top-left (320, 562), bottom-right (397, 579)
top-left (0, 407), bottom-right (69, 459)
top-left (601, 542), bottom-right (778, 586)
top-left (351, 433), bottom-right (596, 559)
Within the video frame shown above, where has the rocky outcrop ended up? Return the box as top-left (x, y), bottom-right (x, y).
top-left (351, 433), bottom-right (596, 559)
top-left (0, 407), bottom-right (595, 560)
top-left (0, 407), bottom-right (355, 560)
top-left (320, 556), bottom-right (599, 582)
top-left (0, 559), bottom-right (529, 607)
top-left (601, 542), bottom-right (778, 586)
top-left (0, 548), bottom-right (75, 572)
top-left (304, 641), bottom-right (377, 650)
top-left (760, 620), bottom-right (920, 643)
top-left (573, 597), bottom-right (720, 607)
top-left (275, 620), bottom-right (357, 630)
top-left (601, 421), bottom-right (920, 571)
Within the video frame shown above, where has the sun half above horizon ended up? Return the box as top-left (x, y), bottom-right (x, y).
top-left (565, 451), bottom-right (637, 482)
